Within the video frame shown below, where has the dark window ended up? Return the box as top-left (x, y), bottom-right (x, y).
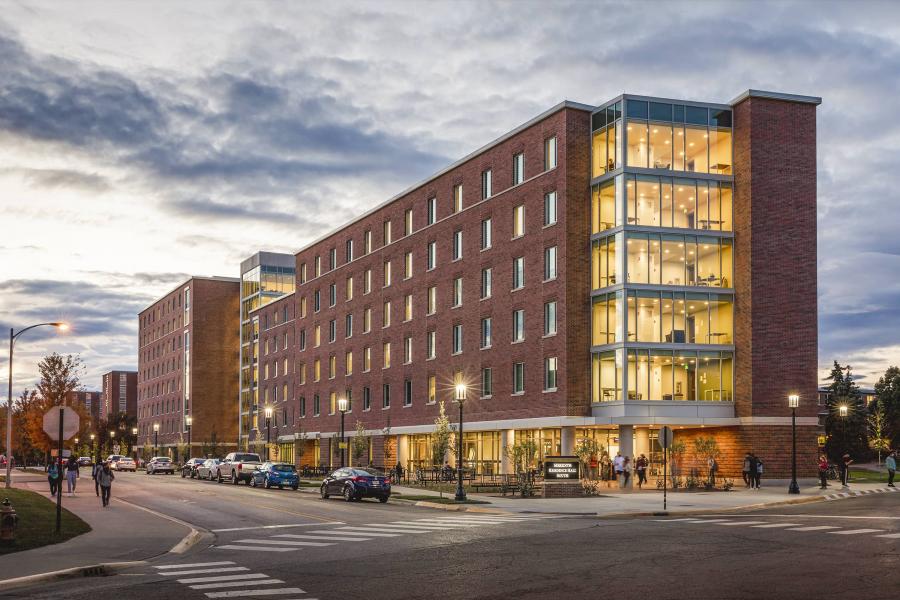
top-left (592, 110), bottom-right (608, 131)
top-left (404, 379), bottom-right (412, 406)
top-left (612, 101), bottom-right (622, 120)
top-left (710, 109), bottom-right (732, 128)
top-left (363, 386), bottom-right (371, 410)
top-left (673, 105), bottom-right (685, 122)
top-left (300, 396), bottom-right (306, 418)
top-left (626, 99), bottom-right (649, 119)
top-left (649, 102), bottom-right (672, 122)
top-left (382, 384), bottom-right (391, 408)
top-left (685, 106), bottom-right (708, 125)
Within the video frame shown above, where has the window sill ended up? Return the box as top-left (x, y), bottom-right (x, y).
top-left (480, 295), bottom-right (491, 302)
top-left (480, 395), bottom-right (492, 400)
top-left (543, 388), bottom-right (558, 393)
top-left (511, 392), bottom-right (525, 397)
top-left (426, 400), bottom-right (436, 405)
top-left (542, 332), bottom-right (557, 339)
top-left (382, 406), bottom-right (391, 410)
top-left (543, 222), bottom-right (557, 229)
top-left (451, 304), bottom-right (462, 309)
top-left (511, 339), bottom-right (524, 345)
top-left (426, 356), bottom-right (436, 361)
top-left (480, 246), bottom-right (491, 253)
top-left (452, 257), bottom-right (462, 263)
top-left (511, 286), bottom-right (524, 293)
top-left (451, 351), bottom-right (462, 356)
top-left (481, 345), bottom-right (491, 351)
top-left (542, 277), bottom-right (557, 284)
top-left (510, 234), bottom-right (524, 241)
top-left (403, 404), bottom-right (412, 408)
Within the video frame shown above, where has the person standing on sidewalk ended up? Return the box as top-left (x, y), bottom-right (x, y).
top-left (742, 453), bottom-right (752, 488)
top-left (635, 454), bottom-right (648, 488)
top-left (707, 455), bottom-right (719, 487)
top-left (65, 455), bottom-right (79, 496)
top-left (755, 457), bottom-right (764, 489)
top-left (840, 453), bottom-right (853, 488)
top-left (818, 454), bottom-right (829, 489)
top-left (98, 461), bottom-right (115, 507)
top-left (47, 458), bottom-right (61, 496)
top-left (885, 451), bottom-right (896, 488)
top-left (747, 453), bottom-right (759, 489)
top-left (91, 460), bottom-right (103, 496)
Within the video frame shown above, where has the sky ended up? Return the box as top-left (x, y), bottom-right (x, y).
top-left (1, 0), bottom-right (899, 396)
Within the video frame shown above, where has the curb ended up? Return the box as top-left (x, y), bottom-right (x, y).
top-left (113, 496), bottom-right (213, 554)
top-left (0, 560), bottom-right (147, 591)
top-left (823, 487), bottom-right (898, 501)
top-left (411, 500), bottom-right (502, 513)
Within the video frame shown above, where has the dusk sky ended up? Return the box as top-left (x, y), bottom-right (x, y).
top-left (2, 0), bottom-right (899, 394)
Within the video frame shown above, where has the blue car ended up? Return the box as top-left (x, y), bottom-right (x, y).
top-left (250, 462), bottom-right (299, 490)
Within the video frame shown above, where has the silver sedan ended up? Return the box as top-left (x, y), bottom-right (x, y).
top-left (196, 458), bottom-right (221, 481)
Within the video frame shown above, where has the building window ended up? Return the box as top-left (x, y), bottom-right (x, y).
top-left (300, 263), bottom-right (307, 284)
top-left (314, 325), bottom-right (321, 347)
top-left (544, 136), bottom-right (557, 170)
top-left (427, 197), bottom-right (436, 225)
top-left (404, 294), bottom-right (413, 321)
top-left (383, 260), bottom-right (392, 287)
top-left (313, 394), bottom-right (320, 416)
top-left (300, 396), bottom-right (306, 418)
top-left (299, 363), bottom-right (306, 385)
top-left (329, 355), bottom-right (336, 379)
top-left (452, 324), bottom-right (463, 354)
top-left (481, 317), bottom-right (492, 348)
top-left (513, 153), bottom-right (524, 185)
top-left (345, 314), bottom-right (353, 338)
top-left (345, 350), bottom-right (353, 375)
top-left (481, 268), bottom-right (492, 299)
top-left (427, 241), bottom-right (436, 270)
top-left (512, 309), bottom-right (525, 342)
top-left (453, 230), bottom-right (463, 260)
top-left (482, 169), bottom-right (492, 199)
top-left (544, 246), bottom-right (557, 281)
top-left (428, 375), bottom-right (436, 404)
top-left (512, 257), bottom-right (525, 290)
top-left (329, 283), bottom-right (336, 307)
top-left (300, 296), bottom-right (307, 318)
top-left (313, 359), bottom-right (321, 382)
top-left (513, 205), bottom-right (525, 238)
top-left (482, 368), bottom-right (493, 398)
top-left (404, 379), bottom-right (413, 406)
top-left (363, 386), bottom-right (371, 411)
top-left (544, 191), bottom-right (557, 226)
top-left (330, 391), bottom-right (336, 415)
top-left (544, 357), bottom-right (558, 391)
top-left (513, 363), bottom-right (525, 394)
top-left (329, 319), bottom-right (336, 343)
top-left (427, 331), bottom-right (436, 359)
top-left (346, 239), bottom-right (354, 262)
top-left (314, 290), bottom-right (321, 312)
top-left (405, 208), bottom-right (413, 236)
top-left (382, 384), bottom-right (391, 409)
top-left (544, 300), bottom-right (557, 336)
top-left (363, 307), bottom-right (371, 333)
top-left (314, 256), bottom-right (321, 278)
top-left (383, 220), bottom-right (392, 245)
top-left (363, 346), bottom-right (371, 372)
top-left (453, 184), bottom-right (463, 213)
top-left (299, 330), bottom-right (307, 351)
top-left (383, 301), bottom-right (391, 328)
top-left (404, 336), bottom-right (413, 364)
top-left (364, 230), bottom-right (372, 254)
top-left (329, 248), bottom-right (337, 270)
top-left (364, 269), bottom-right (372, 294)
top-left (404, 252), bottom-right (413, 279)
top-left (427, 286), bottom-right (437, 315)
top-left (453, 277), bottom-right (463, 307)
top-left (481, 218), bottom-right (492, 250)
top-left (383, 342), bottom-right (391, 368)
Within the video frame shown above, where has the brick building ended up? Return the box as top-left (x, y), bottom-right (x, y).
top-left (240, 90), bottom-right (820, 479)
top-left (137, 276), bottom-right (240, 460)
top-left (100, 370), bottom-right (137, 421)
top-left (66, 390), bottom-right (102, 428)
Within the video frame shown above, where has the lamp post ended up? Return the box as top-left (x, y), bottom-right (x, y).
top-left (153, 422), bottom-right (159, 456)
top-left (264, 406), bottom-right (273, 461)
top-left (838, 404), bottom-right (848, 453)
top-left (6, 322), bottom-right (68, 488)
top-left (788, 394), bottom-right (800, 494)
top-left (185, 416), bottom-right (192, 458)
top-left (454, 382), bottom-right (468, 502)
top-left (131, 427), bottom-right (138, 463)
top-left (90, 433), bottom-right (96, 462)
top-left (337, 398), bottom-right (349, 467)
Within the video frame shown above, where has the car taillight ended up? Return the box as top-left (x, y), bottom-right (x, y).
top-left (237, 463), bottom-right (242, 470)
top-left (351, 476), bottom-right (369, 483)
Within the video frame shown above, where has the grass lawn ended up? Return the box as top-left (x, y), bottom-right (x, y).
top-left (848, 469), bottom-right (892, 484)
top-left (0, 488), bottom-right (91, 555)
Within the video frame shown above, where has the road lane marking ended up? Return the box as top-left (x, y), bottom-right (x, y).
top-left (785, 526), bottom-right (840, 531)
top-left (204, 588), bottom-right (306, 598)
top-left (213, 522), bottom-right (344, 533)
top-left (235, 539), bottom-right (335, 547)
top-left (378, 522), bottom-right (468, 530)
top-left (652, 518), bottom-right (704, 522)
top-left (274, 533), bottom-right (376, 541)
top-left (404, 520), bottom-right (480, 527)
top-left (751, 523), bottom-right (802, 528)
top-left (431, 517), bottom-right (521, 524)
top-left (697, 514), bottom-right (900, 520)
top-left (160, 567), bottom-right (250, 576)
top-left (689, 519), bottom-right (733, 524)
top-left (156, 562), bottom-right (236, 570)
top-left (828, 529), bottom-right (884, 535)
top-left (190, 580), bottom-right (284, 590)
top-left (717, 521), bottom-right (767, 526)
top-left (215, 545), bottom-right (296, 552)
top-left (875, 533), bottom-right (900, 539)
top-left (334, 527), bottom-right (421, 535)
top-left (178, 574), bottom-right (272, 584)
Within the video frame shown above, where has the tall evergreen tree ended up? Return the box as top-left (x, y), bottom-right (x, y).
top-left (823, 361), bottom-right (869, 461)
top-left (873, 365), bottom-right (900, 448)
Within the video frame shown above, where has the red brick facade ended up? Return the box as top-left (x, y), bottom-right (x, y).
top-left (100, 370), bottom-right (137, 421)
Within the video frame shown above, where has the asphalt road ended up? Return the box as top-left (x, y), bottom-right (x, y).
top-left (5, 472), bottom-right (900, 600)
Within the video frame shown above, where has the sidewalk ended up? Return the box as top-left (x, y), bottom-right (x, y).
top-left (395, 479), bottom-right (899, 516)
top-left (0, 472), bottom-right (192, 584)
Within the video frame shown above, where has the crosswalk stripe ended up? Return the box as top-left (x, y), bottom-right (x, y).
top-left (433, 515), bottom-right (522, 521)
top-left (191, 580), bottom-right (284, 590)
top-left (828, 529), bottom-right (884, 535)
top-left (718, 521), bottom-right (767, 526)
top-left (875, 533), bottom-right (900, 539)
top-left (335, 527), bottom-right (425, 535)
top-left (691, 519), bottom-right (733, 524)
top-left (161, 567), bottom-right (250, 576)
top-left (215, 545), bottom-right (296, 552)
top-left (178, 574), bottom-right (272, 584)
top-left (157, 562), bottom-right (236, 570)
top-left (431, 517), bottom-right (520, 524)
top-left (204, 588), bottom-right (306, 598)
top-left (785, 526), bottom-right (840, 532)
top-left (273, 533), bottom-right (374, 541)
top-left (381, 522), bottom-right (468, 530)
top-left (411, 519), bottom-right (484, 525)
top-left (652, 518), bottom-right (702, 522)
top-left (751, 523), bottom-right (801, 528)
top-left (235, 539), bottom-right (336, 547)
top-left (393, 520), bottom-right (477, 528)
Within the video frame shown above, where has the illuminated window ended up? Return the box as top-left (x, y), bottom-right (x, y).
top-left (544, 136), bottom-right (557, 170)
top-left (453, 184), bottom-right (463, 213)
top-left (513, 205), bottom-right (525, 237)
top-left (513, 153), bottom-right (524, 185)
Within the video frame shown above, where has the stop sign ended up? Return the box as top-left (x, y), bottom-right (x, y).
top-left (43, 407), bottom-right (80, 441)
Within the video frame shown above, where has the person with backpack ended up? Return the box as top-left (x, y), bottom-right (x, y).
top-left (92, 459), bottom-right (103, 497)
top-left (47, 458), bottom-right (61, 496)
top-left (742, 453), bottom-right (752, 488)
top-left (755, 457), bottom-right (764, 489)
top-left (97, 461), bottom-right (115, 507)
top-left (818, 454), bottom-right (829, 489)
top-left (747, 453), bottom-right (759, 489)
top-left (635, 454), bottom-right (648, 488)
top-left (884, 451), bottom-right (895, 488)
top-left (65, 455), bottom-right (80, 496)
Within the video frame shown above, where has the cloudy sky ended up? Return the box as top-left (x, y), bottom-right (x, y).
top-left (1, 0), bottom-right (899, 395)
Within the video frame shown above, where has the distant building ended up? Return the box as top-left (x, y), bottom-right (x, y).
top-left (817, 385), bottom-right (877, 427)
top-left (100, 370), bottom-right (138, 421)
top-left (65, 390), bottom-right (101, 427)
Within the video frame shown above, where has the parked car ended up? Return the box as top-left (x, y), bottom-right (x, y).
top-left (320, 467), bottom-right (391, 502)
top-left (146, 456), bottom-right (175, 475)
top-left (77, 456), bottom-right (93, 467)
top-left (250, 462), bottom-right (299, 490)
top-left (217, 452), bottom-right (262, 485)
top-left (107, 455), bottom-right (137, 471)
top-left (181, 457), bottom-right (206, 478)
top-left (196, 458), bottom-right (221, 481)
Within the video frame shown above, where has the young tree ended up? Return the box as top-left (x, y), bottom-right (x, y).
top-left (431, 400), bottom-right (452, 467)
top-left (23, 353), bottom-right (88, 455)
top-left (505, 440), bottom-right (539, 475)
top-left (574, 438), bottom-right (603, 480)
top-left (693, 436), bottom-right (721, 479)
top-left (874, 365), bottom-right (900, 448)
top-left (823, 361), bottom-right (869, 461)
top-left (867, 404), bottom-right (891, 465)
top-left (351, 420), bottom-right (369, 466)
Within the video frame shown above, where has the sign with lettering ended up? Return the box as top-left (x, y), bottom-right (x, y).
top-left (544, 456), bottom-right (580, 480)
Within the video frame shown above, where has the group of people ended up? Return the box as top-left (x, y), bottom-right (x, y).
top-left (820, 450), bottom-right (897, 490)
top-left (46, 456), bottom-right (116, 507)
top-left (741, 453), bottom-right (764, 489)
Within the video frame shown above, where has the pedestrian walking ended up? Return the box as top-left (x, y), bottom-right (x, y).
top-left (48, 458), bottom-right (61, 496)
top-left (65, 455), bottom-right (79, 496)
top-left (589, 454), bottom-right (599, 481)
top-left (755, 458), bottom-right (764, 489)
top-left (818, 454), bottom-right (829, 489)
top-left (620, 456), bottom-right (632, 489)
top-left (707, 456), bottom-right (719, 487)
top-left (98, 462), bottom-right (115, 507)
top-left (613, 451), bottom-right (624, 484)
top-left (92, 460), bottom-right (103, 497)
top-left (636, 454), bottom-right (648, 488)
top-left (600, 453), bottom-right (611, 481)
top-left (742, 453), bottom-right (752, 488)
top-left (747, 453), bottom-right (759, 489)
top-left (885, 451), bottom-right (896, 488)
top-left (840, 453), bottom-right (853, 488)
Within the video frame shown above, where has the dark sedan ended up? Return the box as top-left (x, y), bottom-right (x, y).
top-left (320, 467), bottom-right (391, 502)
top-left (181, 457), bottom-right (206, 478)
top-left (250, 462), bottom-right (299, 490)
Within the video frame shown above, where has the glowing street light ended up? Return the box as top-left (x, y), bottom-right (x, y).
top-left (454, 382), bottom-right (468, 502)
top-left (337, 398), bottom-right (349, 467)
top-left (788, 394), bottom-right (800, 494)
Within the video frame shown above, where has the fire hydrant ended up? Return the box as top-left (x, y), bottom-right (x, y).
top-left (1, 497), bottom-right (18, 541)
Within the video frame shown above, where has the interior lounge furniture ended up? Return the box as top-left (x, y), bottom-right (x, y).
top-left (707, 332), bottom-right (728, 343)
top-left (665, 330), bottom-right (686, 343)
top-left (654, 160), bottom-right (671, 169)
top-left (662, 393), bottom-right (685, 401)
top-left (709, 163), bottom-right (731, 175)
top-left (627, 391), bottom-right (643, 400)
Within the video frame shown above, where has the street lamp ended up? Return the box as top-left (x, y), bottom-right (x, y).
top-left (454, 382), bottom-right (468, 502)
top-left (6, 321), bottom-right (68, 488)
top-left (788, 394), bottom-right (800, 494)
top-left (153, 422), bottom-right (159, 456)
top-left (264, 406), bottom-right (273, 461)
top-left (90, 433), bottom-right (96, 462)
top-left (337, 397), bottom-right (349, 467)
top-left (131, 427), bottom-right (138, 463)
top-left (185, 416), bottom-right (192, 458)
top-left (838, 403), bottom-right (848, 453)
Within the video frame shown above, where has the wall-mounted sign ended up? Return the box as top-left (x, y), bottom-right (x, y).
top-left (544, 456), bottom-right (580, 480)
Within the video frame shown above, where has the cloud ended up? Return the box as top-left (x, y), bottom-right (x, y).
top-left (0, 167), bottom-right (110, 192)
